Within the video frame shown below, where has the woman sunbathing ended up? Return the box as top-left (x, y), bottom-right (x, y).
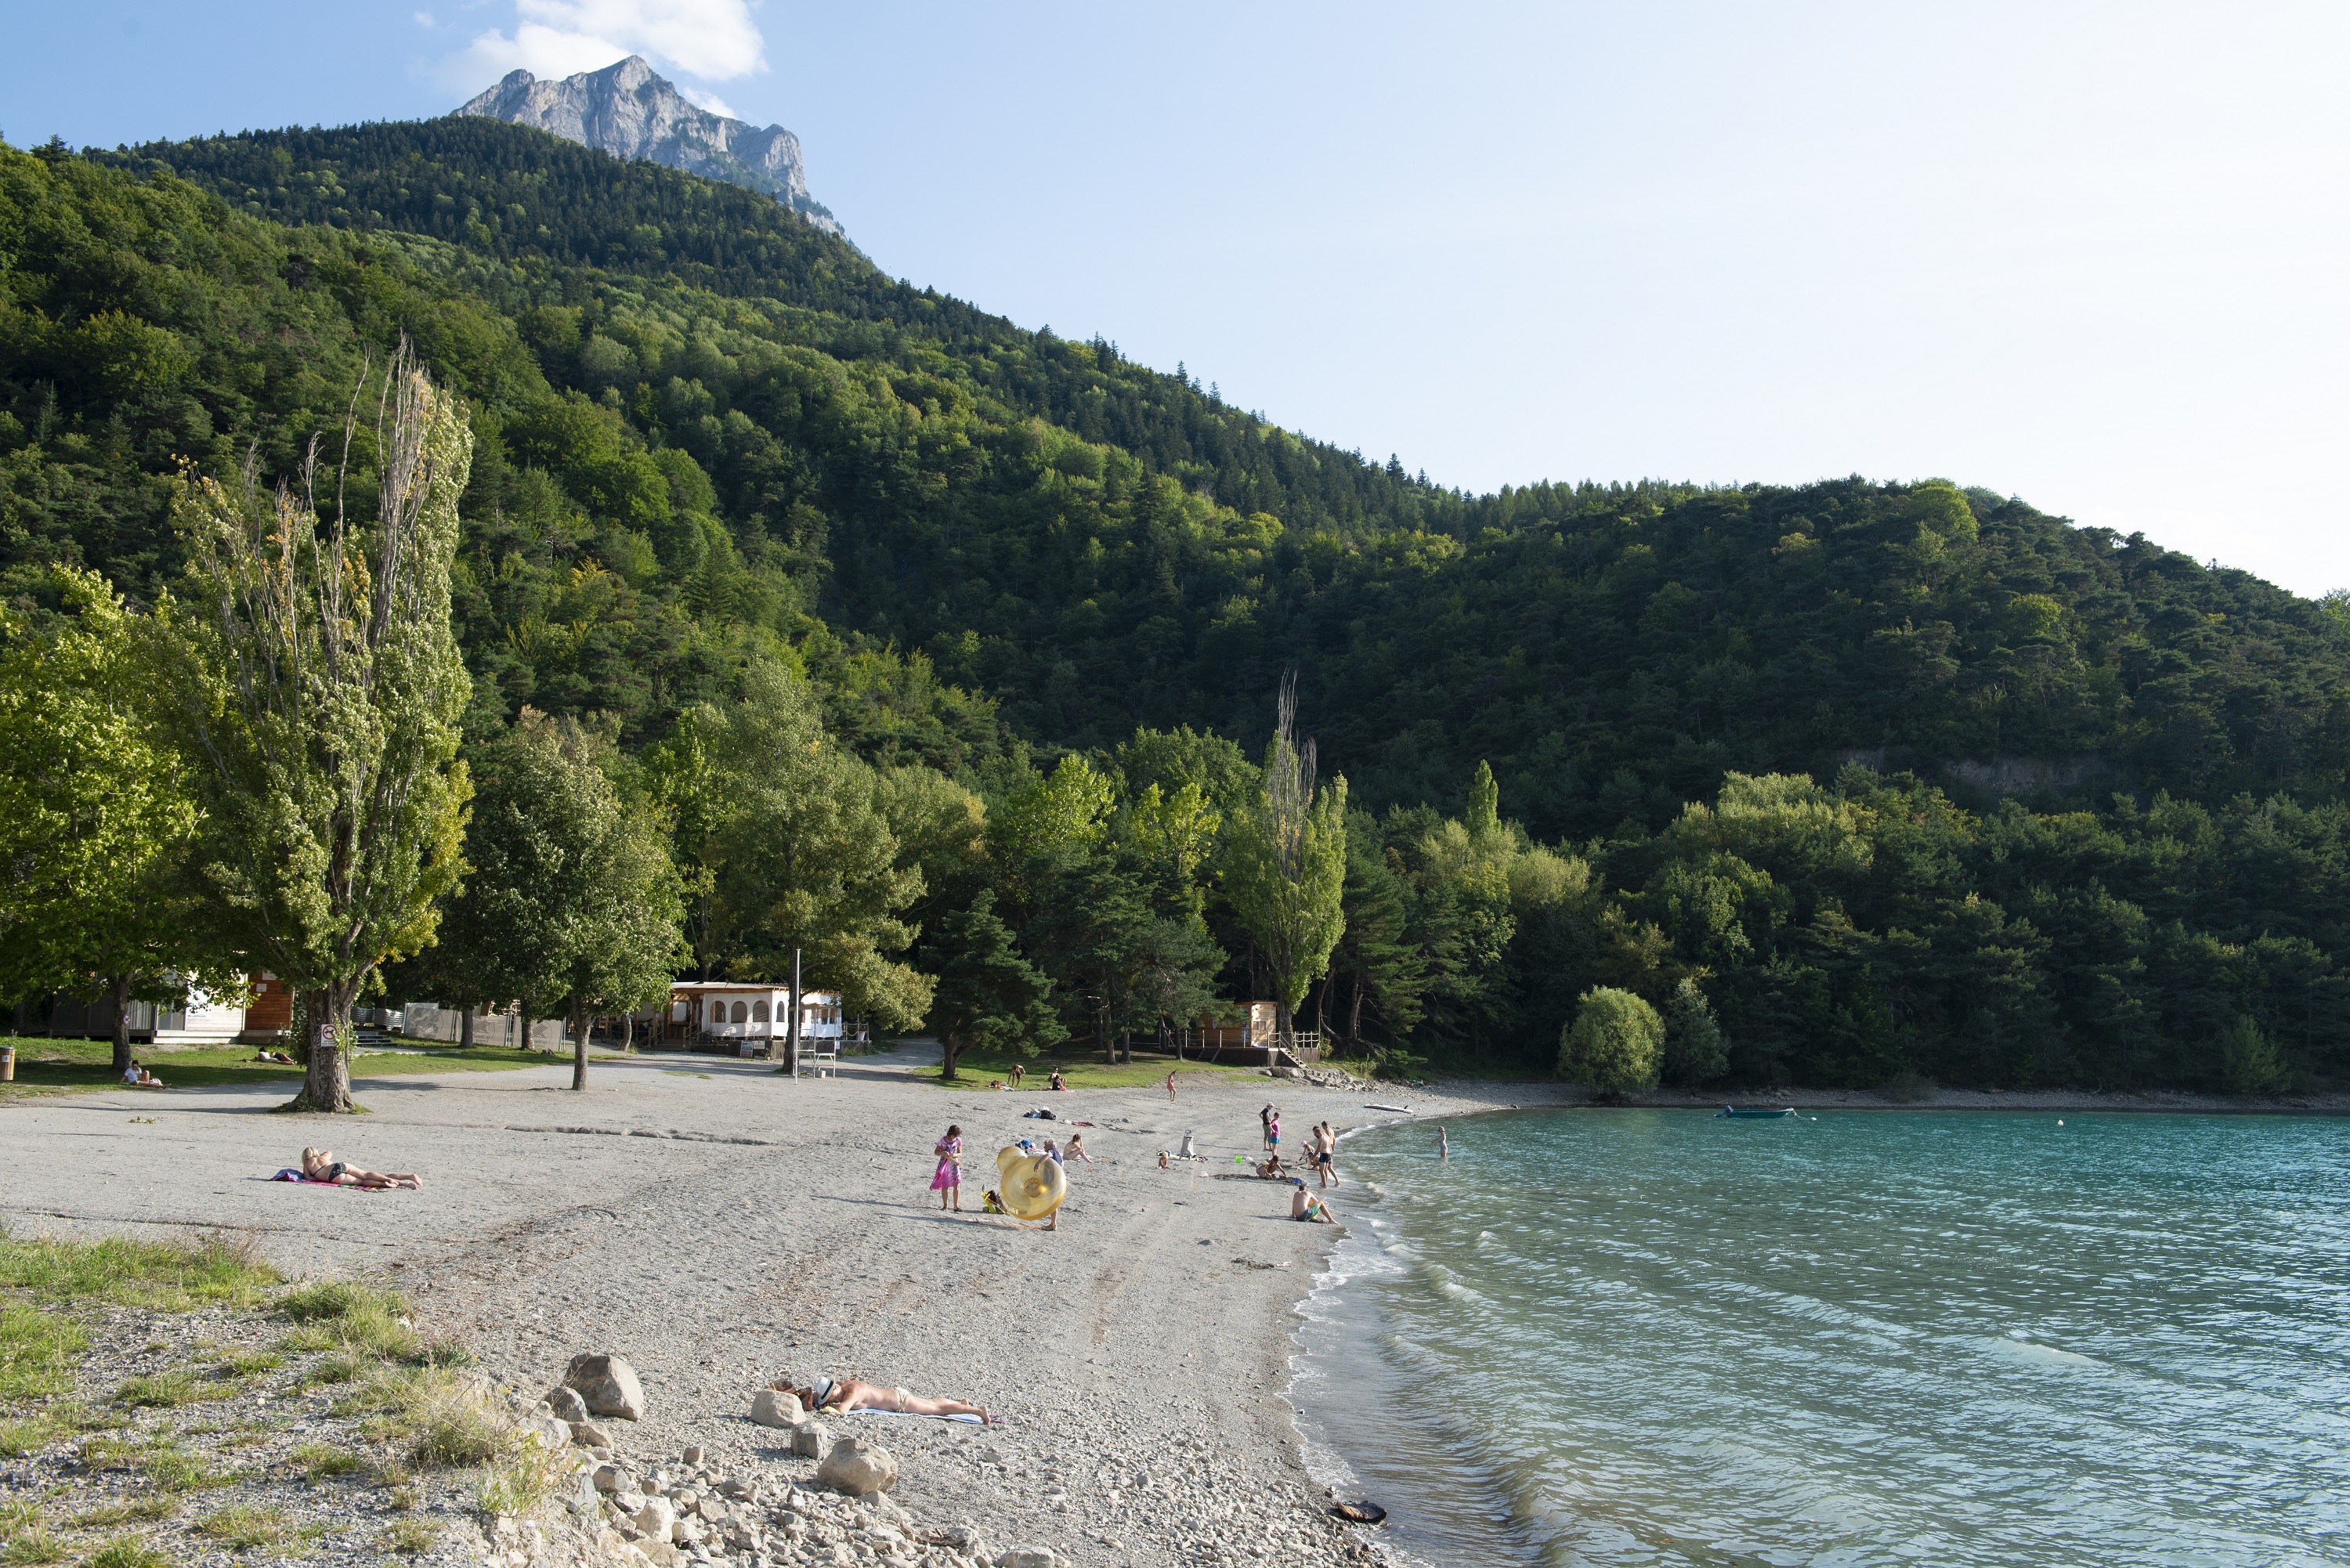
top-left (300, 1147), bottom-right (423, 1190)
top-left (772, 1375), bottom-right (996, 1423)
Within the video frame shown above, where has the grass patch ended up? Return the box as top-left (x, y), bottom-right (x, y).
top-left (1, 1530), bottom-right (70, 1565)
top-left (114, 1370), bottom-right (199, 1409)
top-left (0, 1302), bottom-right (89, 1404)
top-left (72, 1498), bottom-right (175, 1528)
top-left (474, 1441), bottom-right (566, 1520)
top-left (82, 1539), bottom-right (170, 1568)
top-left (298, 1350), bottom-right (370, 1386)
top-left (206, 1348), bottom-right (280, 1382)
top-left (929, 1049), bottom-right (1254, 1091)
top-left (403, 1376), bottom-right (515, 1468)
top-left (380, 1519), bottom-right (437, 1555)
top-left (139, 1446), bottom-right (238, 1494)
top-left (0, 1035), bottom-right (557, 1100)
top-left (193, 1505), bottom-right (287, 1549)
top-left (289, 1442), bottom-right (363, 1479)
top-left (277, 1281), bottom-right (419, 1360)
top-left (0, 1230), bottom-right (278, 1313)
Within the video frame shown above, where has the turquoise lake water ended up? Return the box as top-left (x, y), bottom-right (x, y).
top-left (1289, 1109), bottom-right (2350, 1566)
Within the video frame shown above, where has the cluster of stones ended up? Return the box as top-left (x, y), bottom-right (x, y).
top-left (500, 1353), bottom-right (1070, 1568)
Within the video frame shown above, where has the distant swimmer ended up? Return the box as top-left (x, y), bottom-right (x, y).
top-left (1437, 1125), bottom-right (1448, 1159)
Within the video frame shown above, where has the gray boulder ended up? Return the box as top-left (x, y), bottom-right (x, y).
top-left (816, 1435), bottom-right (898, 1496)
top-left (750, 1387), bottom-right (802, 1428)
top-left (544, 1385), bottom-right (591, 1423)
top-left (994, 1550), bottom-right (1068, 1568)
top-left (565, 1352), bottom-right (645, 1421)
top-left (788, 1419), bottom-right (827, 1458)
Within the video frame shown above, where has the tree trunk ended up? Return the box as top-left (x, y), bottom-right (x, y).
top-left (1348, 973), bottom-right (1365, 1052)
top-left (622, 1011), bottom-right (634, 1054)
top-left (109, 973), bottom-right (133, 1079)
top-left (460, 1007), bottom-right (473, 1048)
top-left (941, 1031), bottom-right (960, 1082)
top-left (781, 947), bottom-right (802, 1075)
top-left (569, 995), bottom-right (590, 1091)
top-left (1274, 1000), bottom-right (1293, 1060)
top-left (289, 982), bottom-right (360, 1113)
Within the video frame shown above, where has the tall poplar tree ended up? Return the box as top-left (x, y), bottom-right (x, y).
top-left (1226, 676), bottom-right (1348, 1049)
top-left (161, 346), bottom-right (472, 1112)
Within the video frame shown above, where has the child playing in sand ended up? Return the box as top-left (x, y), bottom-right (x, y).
top-left (931, 1124), bottom-right (964, 1212)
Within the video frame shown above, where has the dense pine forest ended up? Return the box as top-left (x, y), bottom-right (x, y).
top-left (9, 122), bottom-right (2350, 1093)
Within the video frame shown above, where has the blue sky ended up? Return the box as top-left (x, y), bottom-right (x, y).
top-left (8, 2), bottom-right (2346, 594)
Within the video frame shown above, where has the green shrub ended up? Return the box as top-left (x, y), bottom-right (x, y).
top-left (1559, 986), bottom-right (1664, 1094)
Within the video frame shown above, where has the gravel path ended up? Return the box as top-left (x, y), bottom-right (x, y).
top-left (2, 1046), bottom-right (1552, 1566)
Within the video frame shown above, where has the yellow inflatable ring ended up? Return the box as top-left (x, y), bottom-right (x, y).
top-left (996, 1146), bottom-right (1067, 1221)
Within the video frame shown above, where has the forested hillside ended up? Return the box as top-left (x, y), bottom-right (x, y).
top-left (8, 128), bottom-right (2350, 1094)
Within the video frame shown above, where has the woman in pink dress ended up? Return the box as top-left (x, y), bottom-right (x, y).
top-left (931, 1124), bottom-right (964, 1212)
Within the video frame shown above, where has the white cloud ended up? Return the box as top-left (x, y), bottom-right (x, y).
top-left (450, 0), bottom-right (765, 88)
top-left (678, 84), bottom-right (740, 117)
top-left (414, 10), bottom-right (436, 27)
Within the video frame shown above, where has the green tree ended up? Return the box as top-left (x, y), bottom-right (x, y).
top-left (927, 891), bottom-right (1061, 1081)
top-left (1225, 679), bottom-right (1348, 1048)
top-left (1560, 985), bottom-right (1665, 1093)
top-left (1660, 977), bottom-right (1730, 1087)
top-left (0, 569), bottom-right (224, 1075)
top-left (443, 710), bottom-right (685, 1089)
top-left (159, 349), bottom-right (472, 1111)
top-left (1327, 820), bottom-right (1427, 1057)
top-left (2221, 1014), bottom-right (2286, 1094)
top-left (710, 661), bottom-right (931, 1069)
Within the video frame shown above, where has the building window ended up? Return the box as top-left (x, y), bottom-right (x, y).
top-left (753, 999), bottom-right (769, 1022)
top-left (730, 1001), bottom-right (748, 1024)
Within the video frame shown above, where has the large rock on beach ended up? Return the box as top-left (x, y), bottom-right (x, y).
top-left (544, 1384), bottom-right (591, 1423)
top-left (817, 1435), bottom-right (898, 1495)
top-left (788, 1418), bottom-right (828, 1457)
top-left (995, 1550), bottom-right (1068, 1568)
top-left (750, 1387), bottom-right (802, 1427)
top-left (566, 1352), bottom-right (645, 1420)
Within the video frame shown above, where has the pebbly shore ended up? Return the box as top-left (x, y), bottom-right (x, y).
top-left (0, 1043), bottom-right (1556, 1566)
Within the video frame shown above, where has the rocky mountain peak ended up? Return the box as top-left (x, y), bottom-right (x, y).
top-left (456, 56), bottom-right (838, 234)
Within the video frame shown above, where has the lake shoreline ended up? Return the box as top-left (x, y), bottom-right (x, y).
top-left (1417, 1077), bottom-right (2350, 1115)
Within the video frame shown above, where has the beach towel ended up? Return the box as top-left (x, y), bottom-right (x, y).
top-left (841, 1409), bottom-right (986, 1425)
top-left (269, 1169), bottom-right (350, 1185)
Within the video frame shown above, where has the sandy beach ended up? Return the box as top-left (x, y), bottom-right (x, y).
top-left (0, 1043), bottom-right (1549, 1566)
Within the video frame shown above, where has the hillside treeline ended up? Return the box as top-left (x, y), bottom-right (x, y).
top-left (5, 132), bottom-right (2349, 1092)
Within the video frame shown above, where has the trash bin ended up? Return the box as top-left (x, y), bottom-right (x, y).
top-left (0, 1044), bottom-right (14, 1082)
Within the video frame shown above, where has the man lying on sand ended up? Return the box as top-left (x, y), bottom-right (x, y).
top-left (300, 1147), bottom-right (424, 1190)
top-left (771, 1375), bottom-right (999, 1424)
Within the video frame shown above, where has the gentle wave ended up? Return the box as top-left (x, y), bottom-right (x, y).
top-left (1291, 1108), bottom-right (2350, 1567)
